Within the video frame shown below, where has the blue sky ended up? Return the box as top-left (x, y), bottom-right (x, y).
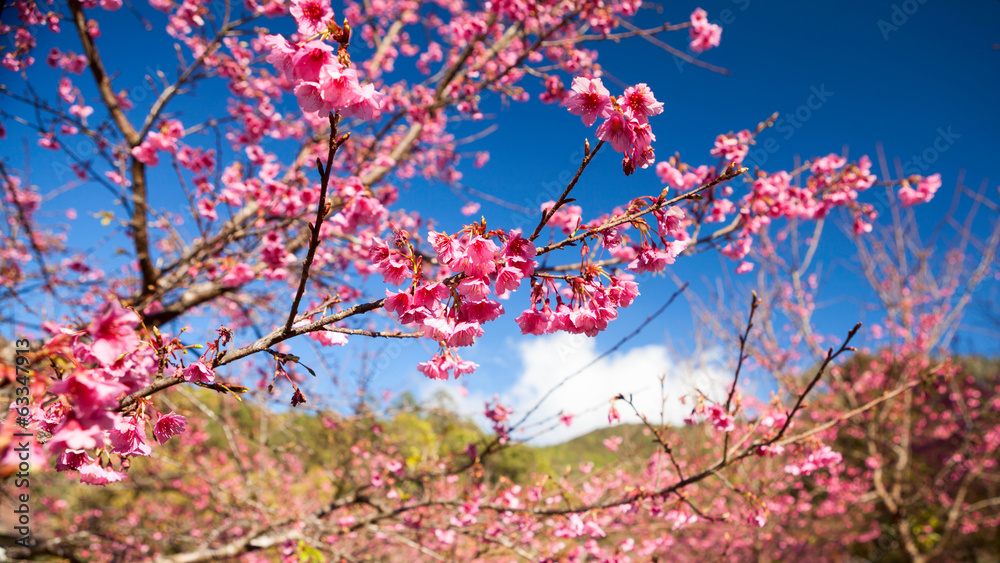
top-left (3, 0), bottom-right (998, 442)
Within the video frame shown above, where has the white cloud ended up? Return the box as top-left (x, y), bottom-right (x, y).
top-left (421, 334), bottom-right (734, 446)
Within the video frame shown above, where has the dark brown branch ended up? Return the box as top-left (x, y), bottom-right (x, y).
top-left (528, 139), bottom-right (604, 242)
top-left (771, 322), bottom-right (862, 443)
top-left (721, 291), bottom-right (760, 462)
top-left (536, 163), bottom-right (748, 255)
top-left (68, 0), bottom-right (158, 293)
top-left (284, 112), bottom-right (348, 334)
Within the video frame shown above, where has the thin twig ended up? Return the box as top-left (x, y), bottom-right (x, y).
top-left (284, 112), bottom-right (348, 334)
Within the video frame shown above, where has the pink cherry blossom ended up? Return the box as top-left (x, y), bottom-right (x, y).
top-left (183, 360), bottom-right (215, 384)
top-left (78, 462), bottom-right (127, 485)
top-left (290, 40), bottom-right (335, 82)
top-left (897, 173), bottom-right (941, 206)
top-left (341, 83), bottom-right (385, 120)
top-left (596, 112), bottom-right (635, 153)
top-left (289, 0), bottom-right (333, 37)
top-left (87, 302), bottom-right (141, 365)
top-left (608, 403), bottom-right (621, 424)
top-left (564, 77), bottom-right (613, 127)
top-left (153, 412), bottom-right (188, 444)
top-left (309, 330), bottom-right (349, 347)
top-left (109, 416), bottom-right (152, 457)
top-left (689, 8), bottom-right (722, 53)
top-left (710, 130), bottom-right (751, 164)
top-left (516, 307), bottom-right (551, 335)
top-left (619, 83), bottom-right (664, 122)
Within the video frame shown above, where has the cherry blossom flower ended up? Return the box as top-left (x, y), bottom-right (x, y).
top-left (47, 418), bottom-right (110, 453)
top-left (109, 416), bottom-right (152, 457)
top-left (603, 436), bottom-right (623, 451)
top-left (183, 360), bottom-right (215, 384)
top-left (153, 412), bottom-right (188, 444)
top-left (710, 130), bottom-right (751, 164)
top-left (707, 404), bottom-right (735, 432)
top-left (564, 77), bottom-right (613, 127)
top-left (608, 403), bottom-right (621, 424)
top-left (87, 302), bottom-right (141, 365)
top-left (596, 112), bottom-right (635, 153)
top-left (784, 445), bottom-right (843, 476)
top-left (289, 0), bottom-right (333, 37)
top-left (309, 330), bottom-right (349, 347)
top-left (898, 173), bottom-right (942, 206)
top-left (619, 83), bottom-right (664, 122)
top-left (78, 462), bottom-right (127, 485)
top-left (689, 8), bottom-right (722, 53)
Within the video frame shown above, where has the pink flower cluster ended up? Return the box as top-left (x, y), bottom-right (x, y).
top-left (31, 302), bottom-right (183, 485)
top-left (654, 151), bottom-right (885, 273)
top-left (684, 402), bottom-right (734, 432)
top-left (515, 272), bottom-right (639, 337)
top-left (264, 35), bottom-right (384, 119)
top-left (381, 229), bottom-right (536, 379)
top-left (689, 8), bottom-right (722, 53)
top-left (131, 119), bottom-right (185, 166)
top-left (553, 513), bottom-right (607, 539)
top-left (45, 47), bottom-right (88, 74)
top-left (897, 173), bottom-right (942, 206)
top-left (564, 78), bottom-right (664, 175)
top-left (330, 176), bottom-right (390, 233)
top-left (783, 445), bottom-right (843, 476)
top-left (484, 397), bottom-right (514, 443)
top-left (8, 301), bottom-right (200, 486)
top-left (710, 129), bottom-right (751, 164)
top-left (657, 161), bottom-right (712, 192)
top-left (540, 200), bottom-right (583, 235)
top-left (628, 239), bottom-right (688, 274)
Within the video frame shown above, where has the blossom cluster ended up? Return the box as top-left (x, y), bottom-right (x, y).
top-left (652, 144), bottom-right (940, 275)
top-left (897, 173), bottom-right (942, 206)
top-left (783, 445), bottom-right (843, 476)
top-left (131, 119), bottom-right (185, 166)
top-left (379, 228), bottom-right (537, 380)
top-left (689, 8), bottom-right (722, 53)
top-left (684, 402), bottom-right (735, 432)
top-left (515, 271), bottom-right (640, 337)
top-left (564, 78), bottom-right (664, 175)
top-left (22, 302), bottom-right (191, 485)
top-left (264, 1), bottom-right (384, 119)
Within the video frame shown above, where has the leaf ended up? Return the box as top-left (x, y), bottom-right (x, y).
top-left (297, 541), bottom-right (327, 563)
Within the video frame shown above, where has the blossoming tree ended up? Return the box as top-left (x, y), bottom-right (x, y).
top-left (0, 0), bottom-right (986, 560)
